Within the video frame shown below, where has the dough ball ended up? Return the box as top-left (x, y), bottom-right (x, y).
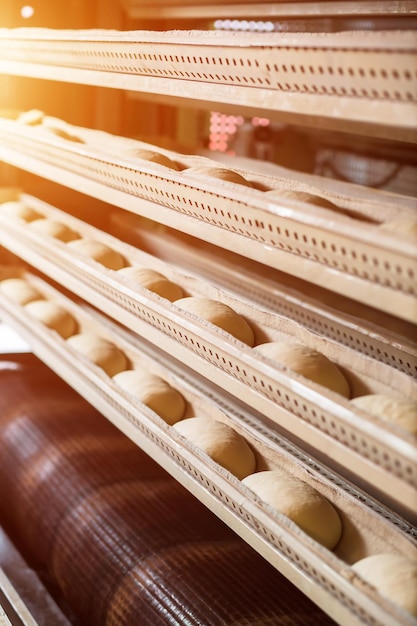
top-left (112, 370), bottom-right (186, 425)
top-left (379, 218), bottom-right (417, 240)
top-left (43, 124), bottom-right (84, 143)
top-left (185, 166), bottom-right (253, 188)
top-left (0, 201), bottom-right (42, 222)
top-left (28, 218), bottom-right (80, 242)
top-left (351, 394), bottom-right (417, 437)
top-left (352, 553), bottom-right (417, 617)
top-left (24, 300), bottom-right (78, 339)
top-left (66, 332), bottom-right (129, 376)
top-left (17, 109), bottom-right (44, 125)
top-left (173, 417), bottom-right (256, 479)
top-left (242, 469), bottom-right (342, 550)
top-left (66, 239), bottom-right (127, 270)
top-left (126, 148), bottom-right (180, 170)
top-left (117, 267), bottom-right (184, 301)
top-left (0, 278), bottom-right (43, 305)
top-left (254, 341), bottom-right (350, 398)
top-left (266, 189), bottom-right (335, 209)
top-left (175, 296), bottom-right (255, 347)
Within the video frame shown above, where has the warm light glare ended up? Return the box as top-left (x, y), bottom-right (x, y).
top-left (21, 5), bottom-right (35, 19)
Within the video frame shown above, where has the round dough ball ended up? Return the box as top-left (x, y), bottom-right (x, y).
top-left (242, 469), bottom-right (342, 550)
top-left (112, 370), bottom-right (186, 425)
top-left (351, 394), bottom-right (417, 437)
top-left (127, 148), bottom-right (180, 170)
top-left (0, 201), bottom-right (42, 222)
top-left (254, 341), bottom-right (350, 398)
top-left (17, 109), bottom-right (44, 125)
top-left (28, 218), bottom-right (80, 242)
top-left (266, 189), bottom-right (335, 209)
top-left (352, 553), bottom-right (417, 617)
top-left (66, 239), bottom-right (127, 270)
top-left (0, 277), bottom-right (42, 305)
top-left (175, 296), bottom-right (255, 347)
top-left (185, 166), bottom-right (253, 188)
top-left (173, 417), bottom-right (256, 479)
top-left (24, 300), bottom-right (78, 339)
top-left (379, 218), bottom-right (417, 240)
top-left (117, 267), bottom-right (184, 301)
top-left (66, 332), bottom-right (129, 377)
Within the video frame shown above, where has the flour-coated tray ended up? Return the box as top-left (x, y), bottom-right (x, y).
top-left (0, 191), bottom-right (416, 518)
top-left (0, 264), bottom-right (416, 626)
top-left (0, 28), bottom-right (416, 139)
top-left (0, 116), bottom-right (416, 322)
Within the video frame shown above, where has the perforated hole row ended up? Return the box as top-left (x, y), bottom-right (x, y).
top-left (5, 40), bottom-right (416, 103)
top-left (84, 273), bottom-right (417, 488)
top-left (47, 148), bottom-right (415, 296)
top-left (2, 127), bottom-right (416, 297)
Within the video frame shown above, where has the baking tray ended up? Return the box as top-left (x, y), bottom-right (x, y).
top-left (0, 265), bottom-right (416, 626)
top-left (0, 192), bottom-right (416, 518)
top-left (0, 118), bottom-right (416, 322)
top-left (0, 28), bottom-right (416, 139)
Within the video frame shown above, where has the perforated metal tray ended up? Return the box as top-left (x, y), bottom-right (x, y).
top-left (1, 192), bottom-right (416, 518)
top-left (0, 265), bottom-right (416, 626)
top-left (0, 119), bottom-right (416, 322)
top-left (0, 28), bottom-right (416, 139)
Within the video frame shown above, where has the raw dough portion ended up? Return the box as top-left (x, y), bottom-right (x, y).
top-left (28, 218), bottom-right (80, 242)
top-left (351, 394), bottom-right (417, 437)
top-left (173, 417), bottom-right (256, 479)
top-left (24, 300), bottom-right (78, 339)
top-left (185, 166), bottom-right (253, 188)
top-left (112, 370), bottom-right (186, 425)
top-left (0, 201), bottom-right (42, 222)
top-left (66, 332), bottom-right (129, 376)
top-left (266, 189), bottom-right (336, 209)
top-left (66, 239), bottom-right (127, 270)
top-left (242, 469), bottom-right (342, 550)
top-left (117, 267), bottom-right (184, 301)
top-left (17, 109), bottom-right (44, 125)
top-left (352, 553), bottom-right (417, 617)
top-left (0, 278), bottom-right (42, 305)
top-left (126, 148), bottom-right (180, 170)
top-left (175, 296), bottom-right (255, 346)
top-left (379, 218), bottom-right (417, 240)
top-left (254, 341), bottom-right (350, 398)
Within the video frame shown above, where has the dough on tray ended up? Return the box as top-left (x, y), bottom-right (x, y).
top-left (0, 277), bottom-right (42, 305)
top-left (28, 218), bottom-right (80, 242)
top-left (66, 332), bottom-right (129, 377)
top-left (0, 200), bottom-right (42, 222)
top-left (266, 188), bottom-right (336, 209)
top-left (24, 300), bottom-right (78, 339)
top-left (254, 341), bottom-right (350, 398)
top-left (117, 267), bottom-right (184, 301)
top-left (66, 238), bottom-right (127, 270)
top-left (112, 370), bottom-right (186, 425)
top-left (173, 417), bottom-right (256, 480)
top-left (175, 296), bottom-right (255, 346)
top-left (352, 553), bottom-right (417, 617)
top-left (17, 109), bottom-right (45, 125)
top-left (185, 166), bottom-right (253, 188)
top-left (351, 394), bottom-right (417, 437)
top-left (126, 148), bottom-right (180, 170)
top-left (242, 469), bottom-right (342, 550)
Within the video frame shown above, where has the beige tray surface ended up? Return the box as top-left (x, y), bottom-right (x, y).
top-left (0, 121), bottom-right (416, 322)
top-left (0, 28), bottom-right (416, 138)
top-left (1, 195), bottom-right (416, 517)
top-left (0, 267), bottom-right (416, 626)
